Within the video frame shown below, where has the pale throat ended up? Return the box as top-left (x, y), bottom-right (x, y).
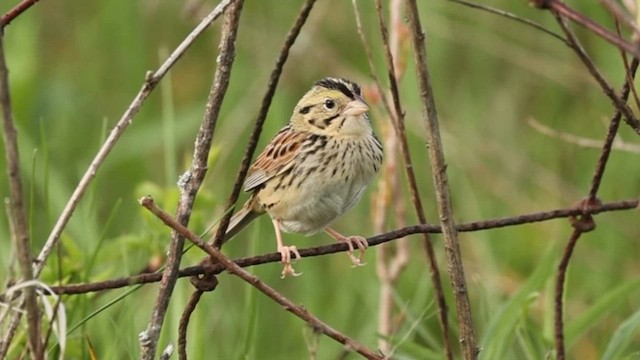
top-left (335, 115), bottom-right (372, 137)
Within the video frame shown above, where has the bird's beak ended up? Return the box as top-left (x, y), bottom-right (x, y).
top-left (341, 97), bottom-right (369, 117)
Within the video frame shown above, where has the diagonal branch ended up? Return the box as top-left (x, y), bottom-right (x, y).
top-left (140, 196), bottom-right (384, 360)
top-left (553, 13), bottom-right (640, 135)
top-left (586, 56), bottom-right (639, 199)
top-left (35, 0), bottom-right (236, 279)
top-left (139, 1), bottom-right (243, 359)
top-left (531, 0), bottom-right (640, 58)
top-left (0, 0), bottom-right (40, 28)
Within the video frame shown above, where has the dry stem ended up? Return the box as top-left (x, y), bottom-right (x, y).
top-left (0, 28), bottom-right (42, 358)
top-left (140, 196), bottom-right (384, 360)
top-left (139, 1), bottom-right (242, 358)
top-left (405, 0), bottom-right (478, 358)
top-left (35, 0), bottom-right (236, 279)
top-left (40, 197), bottom-right (640, 296)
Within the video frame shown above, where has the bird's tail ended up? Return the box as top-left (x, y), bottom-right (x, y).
top-left (213, 198), bottom-right (262, 247)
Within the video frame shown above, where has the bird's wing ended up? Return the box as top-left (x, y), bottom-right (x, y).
top-left (243, 126), bottom-right (307, 192)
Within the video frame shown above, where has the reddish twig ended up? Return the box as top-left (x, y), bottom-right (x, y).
top-left (588, 57), bottom-right (639, 200)
top-left (531, 0), bottom-right (640, 59)
top-left (140, 196), bottom-right (384, 359)
top-left (0, 0), bottom-right (40, 28)
top-left (450, 0), bottom-right (568, 45)
top-left (0, 28), bottom-right (42, 358)
top-left (178, 290), bottom-right (204, 360)
top-left (552, 13), bottom-right (640, 135)
top-left (41, 198), bottom-right (639, 296)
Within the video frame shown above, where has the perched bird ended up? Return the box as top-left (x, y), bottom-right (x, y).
top-left (220, 77), bottom-right (383, 278)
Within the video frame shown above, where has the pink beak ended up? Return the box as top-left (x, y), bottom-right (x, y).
top-left (341, 97), bottom-right (369, 117)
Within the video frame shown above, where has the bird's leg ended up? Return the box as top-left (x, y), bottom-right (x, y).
top-left (272, 219), bottom-right (302, 278)
top-left (324, 227), bottom-right (368, 267)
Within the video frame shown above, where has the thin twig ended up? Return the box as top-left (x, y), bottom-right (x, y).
top-left (551, 12), bottom-right (640, 135)
top-left (35, 0), bottom-right (236, 279)
top-left (178, 290), bottom-right (203, 360)
top-left (179, 2), bottom-right (317, 354)
top-left (0, 28), bottom-right (42, 358)
top-left (210, 0), bottom-right (317, 249)
top-left (554, 227), bottom-right (583, 360)
top-left (351, 0), bottom-right (393, 117)
top-left (0, 0), bottom-right (40, 28)
top-left (42, 198), bottom-right (640, 296)
top-left (139, 1), bottom-right (243, 359)
top-left (598, 0), bottom-right (640, 37)
top-left (527, 117), bottom-right (640, 154)
top-left (140, 196), bottom-right (384, 360)
top-left (532, 0), bottom-right (640, 58)
top-left (588, 57), bottom-right (640, 199)
top-left (450, 0), bottom-right (569, 45)
top-left (0, 310), bottom-right (23, 357)
top-left (374, 0), bottom-right (452, 358)
top-left (361, 0), bottom-right (411, 353)
top-left (405, 0), bottom-right (478, 358)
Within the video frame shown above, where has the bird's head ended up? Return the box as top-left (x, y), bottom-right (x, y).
top-left (291, 77), bottom-right (371, 136)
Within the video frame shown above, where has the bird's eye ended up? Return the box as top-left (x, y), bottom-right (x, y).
top-left (324, 99), bottom-right (335, 110)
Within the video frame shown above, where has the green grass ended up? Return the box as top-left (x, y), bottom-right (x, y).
top-left (1, 1), bottom-right (640, 359)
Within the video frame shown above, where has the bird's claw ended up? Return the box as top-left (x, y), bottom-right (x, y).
top-left (279, 245), bottom-right (302, 278)
top-left (341, 235), bottom-right (368, 267)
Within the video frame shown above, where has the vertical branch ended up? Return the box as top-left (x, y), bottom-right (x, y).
top-left (139, 1), bottom-right (244, 359)
top-left (0, 29), bottom-right (42, 358)
top-left (554, 228), bottom-right (582, 360)
top-left (405, 0), bottom-right (478, 359)
top-left (352, 2), bottom-right (405, 352)
top-left (373, 0), bottom-right (453, 358)
top-left (550, 8), bottom-right (640, 359)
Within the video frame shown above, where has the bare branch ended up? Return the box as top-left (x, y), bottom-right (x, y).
top-left (0, 0), bottom-right (40, 28)
top-left (178, 290), bottom-right (203, 360)
top-left (373, 0), bottom-right (452, 357)
top-left (532, 0), bottom-right (640, 58)
top-left (0, 28), bottom-right (42, 358)
top-left (551, 13), bottom-right (640, 135)
top-left (405, 0), bottom-right (478, 358)
top-left (140, 196), bottom-right (384, 360)
top-left (553, 198), bottom-right (597, 360)
top-left (587, 57), bottom-right (640, 199)
top-left (140, 1), bottom-right (243, 358)
top-left (41, 198), bottom-right (640, 296)
top-left (450, 0), bottom-right (569, 44)
top-left (35, 0), bottom-right (236, 279)
top-left (527, 117), bottom-right (640, 154)
top-left (212, 0), bottom-right (317, 248)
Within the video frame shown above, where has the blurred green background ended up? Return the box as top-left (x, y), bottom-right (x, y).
top-left (1, 0), bottom-right (639, 359)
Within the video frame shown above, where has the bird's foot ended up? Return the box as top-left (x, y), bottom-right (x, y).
top-left (278, 245), bottom-right (302, 278)
top-left (337, 235), bottom-right (368, 267)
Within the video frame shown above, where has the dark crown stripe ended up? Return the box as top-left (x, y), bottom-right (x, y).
top-left (314, 78), bottom-right (361, 99)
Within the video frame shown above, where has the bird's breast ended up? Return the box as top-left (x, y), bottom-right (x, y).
top-left (257, 134), bottom-right (383, 234)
